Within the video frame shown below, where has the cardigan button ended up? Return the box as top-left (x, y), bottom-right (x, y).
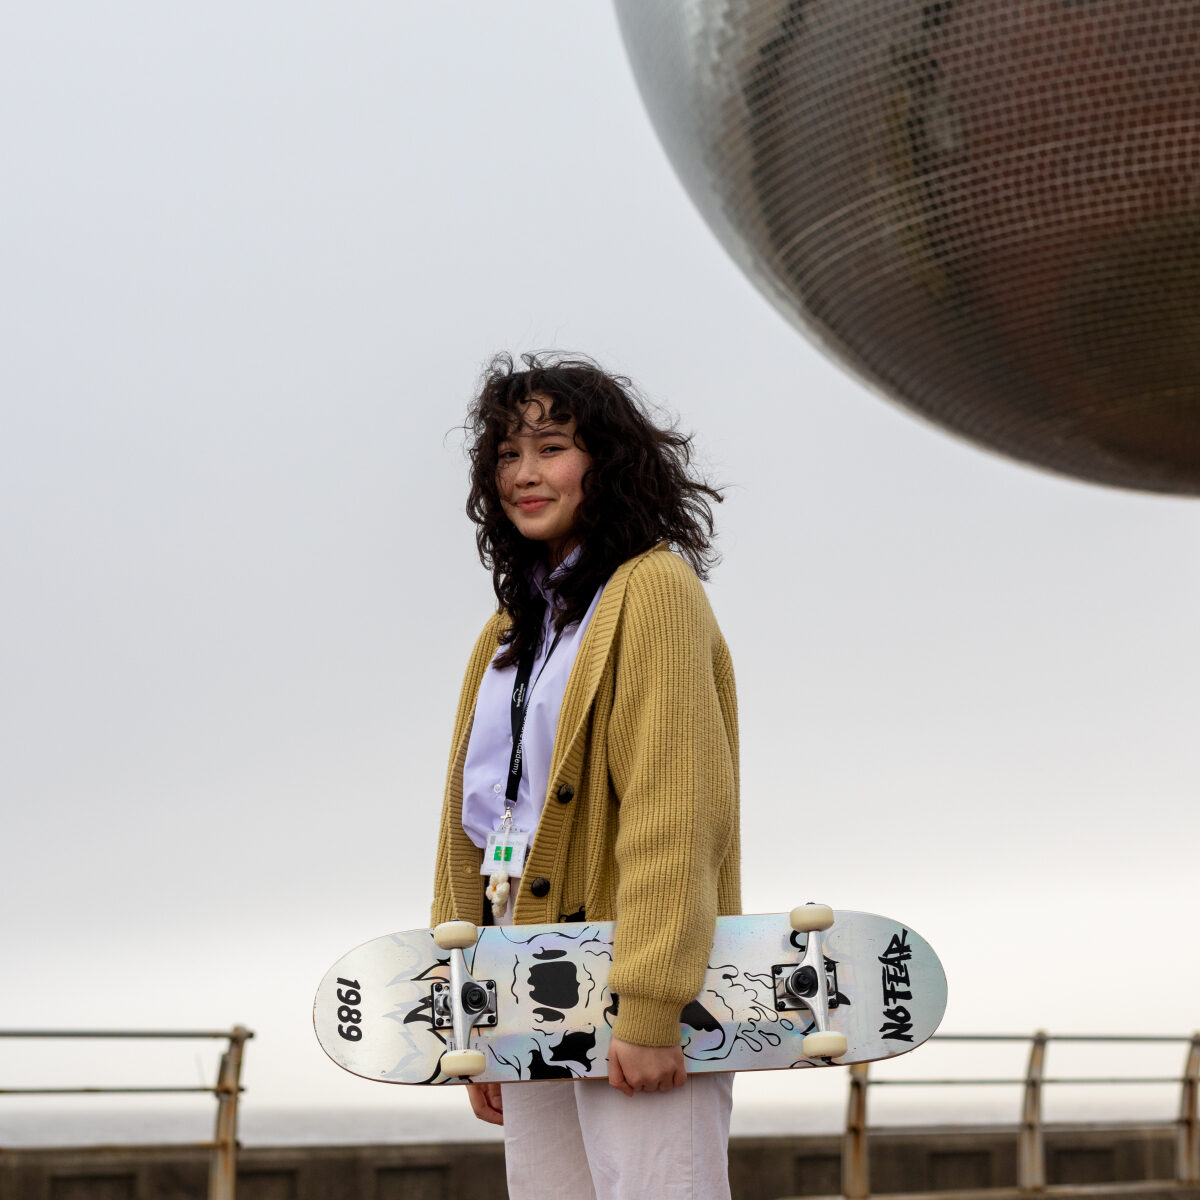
top-left (529, 877), bottom-right (550, 898)
top-left (555, 783), bottom-right (575, 804)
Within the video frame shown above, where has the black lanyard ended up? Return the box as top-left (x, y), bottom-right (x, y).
top-left (506, 621), bottom-right (564, 807)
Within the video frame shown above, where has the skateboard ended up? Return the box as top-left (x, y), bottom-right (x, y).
top-left (314, 906), bottom-right (947, 1085)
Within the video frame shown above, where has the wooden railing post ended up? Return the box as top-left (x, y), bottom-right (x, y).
top-left (1018, 1031), bottom-right (1046, 1192)
top-left (843, 1061), bottom-right (870, 1199)
top-left (209, 1026), bottom-right (250, 1200)
top-left (1179, 1032), bottom-right (1200, 1185)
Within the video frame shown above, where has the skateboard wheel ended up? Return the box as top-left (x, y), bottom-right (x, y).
top-left (440, 1049), bottom-right (487, 1078)
top-left (790, 904), bottom-right (834, 933)
top-left (803, 1031), bottom-right (847, 1059)
top-left (432, 921), bottom-right (479, 950)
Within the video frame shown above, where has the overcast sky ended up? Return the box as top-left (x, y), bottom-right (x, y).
top-left (3, 3), bottom-right (1197, 1137)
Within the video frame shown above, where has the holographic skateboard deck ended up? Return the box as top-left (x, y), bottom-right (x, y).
top-left (314, 907), bottom-right (947, 1085)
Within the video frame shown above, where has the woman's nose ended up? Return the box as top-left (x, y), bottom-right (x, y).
top-left (515, 452), bottom-right (540, 483)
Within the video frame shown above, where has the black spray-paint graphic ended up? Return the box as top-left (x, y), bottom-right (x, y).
top-left (878, 930), bottom-right (915, 1042)
top-left (528, 949), bottom-right (581, 1022)
top-left (681, 1001), bottom-right (721, 1033)
top-left (381, 954), bottom-right (457, 1085)
top-left (491, 925), bottom-right (613, 1078)
top-left (527, 1028), bottom-right (599, 1079)
top-left (701, 967), bottom-right (776, 1059)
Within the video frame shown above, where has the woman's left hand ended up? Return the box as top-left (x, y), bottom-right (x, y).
top-left (607, 1036), bottom-right (687, 1096)
top-left (466, 1081), bottom-right (504, 1125)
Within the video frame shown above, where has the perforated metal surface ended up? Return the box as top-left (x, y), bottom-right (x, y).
top-left (615, 0), bottom-right (1200, 493)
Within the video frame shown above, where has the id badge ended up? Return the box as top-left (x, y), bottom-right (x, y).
top-left (481, 826), bottom-right (529, 877)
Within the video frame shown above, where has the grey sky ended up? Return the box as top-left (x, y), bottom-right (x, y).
top-left (2, 3), bottom-right (1196, 1129)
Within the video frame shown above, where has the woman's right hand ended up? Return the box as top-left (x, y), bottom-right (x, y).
top-left (608, 1036), bottom-right (687, 1096)
top-left (466, 1081), bottom-right (504, 1125)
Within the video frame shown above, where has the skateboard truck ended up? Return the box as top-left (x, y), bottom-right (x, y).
top-left (774, 904), bottom-right (848, 1060)
top-left (431, 979), bottom-right (498, 1031)
top-left (430, 921), bottom-right (494, 1077)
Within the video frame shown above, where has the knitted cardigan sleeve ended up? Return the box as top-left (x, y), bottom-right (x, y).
top-left (605, 552), bottom-right (739, 1046)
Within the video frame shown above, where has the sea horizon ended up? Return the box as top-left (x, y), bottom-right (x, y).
top-left (0, 1086), bottom-right (1179, 1150)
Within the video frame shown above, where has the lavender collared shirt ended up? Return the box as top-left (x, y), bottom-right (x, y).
top-left (461, 557), bottom-right (605, 862)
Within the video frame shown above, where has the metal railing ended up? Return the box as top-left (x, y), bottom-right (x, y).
top-left (0, 1026), bottom-right (253, 1200)
top-left (843, 1032), bottom-right (1200, 1198)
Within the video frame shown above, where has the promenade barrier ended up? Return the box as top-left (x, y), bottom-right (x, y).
top-left (0, 1027), bottom-right (252, 1200)
top-left (3, 1028), bottom-right (1198, 1199)
top-left (842, 1032), bottom-right (1200, 1199)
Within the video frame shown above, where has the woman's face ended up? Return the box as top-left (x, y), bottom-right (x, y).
top-left (496, 399), bottom-right (591, 565)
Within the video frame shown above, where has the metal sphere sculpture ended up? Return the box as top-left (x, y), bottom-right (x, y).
top-left (614, 0), bottom-right (1200, 493)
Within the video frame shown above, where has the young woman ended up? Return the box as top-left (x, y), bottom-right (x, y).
top-left (432, 352), bottom-right (740, 1199)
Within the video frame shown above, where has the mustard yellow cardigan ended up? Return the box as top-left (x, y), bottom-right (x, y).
top-left (431, 544), bottom-right (741, 1047)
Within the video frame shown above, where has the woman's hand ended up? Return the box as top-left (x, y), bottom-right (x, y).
top-left (607, 1037), bottom-right (687, 1096)
top-left (466, 1081), bottom-right (504, 1125)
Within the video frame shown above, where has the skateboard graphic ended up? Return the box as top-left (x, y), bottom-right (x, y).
top-left (314, 906), bottom-right (947, 1085)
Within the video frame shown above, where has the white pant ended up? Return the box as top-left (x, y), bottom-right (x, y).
top-left (488, 898), bottom-right (733, 1198)
top-left (500, 1070), bottom-right (734, 1199)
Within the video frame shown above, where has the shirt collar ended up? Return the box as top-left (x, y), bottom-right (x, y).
top-left (530, 546), bottom-right (581, 604)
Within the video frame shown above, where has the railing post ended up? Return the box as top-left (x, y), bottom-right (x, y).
top-left (1179, 1032), bottom-right (1200, 1185)
top-left (843, 1061), bottom-right (870, 1199)
top-left (1018, 1031), bottom-right (1046, 1192)
top-left (209, 1026), bottom-right (250, 1200)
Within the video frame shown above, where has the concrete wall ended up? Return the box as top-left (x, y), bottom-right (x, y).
top-left (0, 1125), bottom-right (1194, 1200)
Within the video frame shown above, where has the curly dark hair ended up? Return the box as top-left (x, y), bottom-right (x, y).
top-left (465, 351), bottom-right (724, 668)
